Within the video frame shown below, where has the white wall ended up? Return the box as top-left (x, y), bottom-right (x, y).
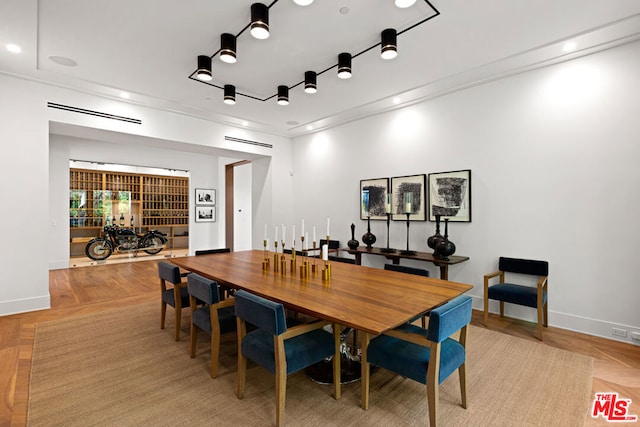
top-left (291, 40), bottom-right (640, 344)
top-left (0, 73), bottom-right (293, 316)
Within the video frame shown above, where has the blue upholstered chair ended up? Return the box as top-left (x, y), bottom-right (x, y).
top-left (384, 263), bottom-right (430, 327)
top-left (361, 295), bottom-right (472, 427)
top-left (234, 290), bottom-right (341, 427)
top-left (158, 261), bottom-right (191, 341)
top-left (187, 273), bottom-right (236, 378)
top-left (483, 257), bottom-right (549, 340)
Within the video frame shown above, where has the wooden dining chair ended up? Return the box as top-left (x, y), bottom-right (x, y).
top-left (234, 290), bottom-right (341, 427)
top-left (187, 273), bottom-right (236, 378)
top-left (483, 257), bottom-right (549, 340)
top-left (361, 295), bottom-right (472, 427)
top-left (158, 261), bottom-right (190, 341)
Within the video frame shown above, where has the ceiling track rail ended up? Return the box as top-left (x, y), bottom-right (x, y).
top-left (47, 102), bottom-right (142, 124)
top-left (225, 135), bottom-right (272, 149)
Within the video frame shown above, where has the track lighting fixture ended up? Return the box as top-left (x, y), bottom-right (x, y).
top-left (277, 85), bottom-right (289, 105)
top-left (224, 84), bottom-right (236, 105)
top-left (304, 71), bottom-right (317, 94)
top-left (250, 3), bottom-right (270, 40)
top-left (395, 0), bottom-right (416, 8)
top-left (196, 55), bottom-right (212, 81)
top-left (381, 28), bottom-right (397, 60)
top-left (220, 33), bottom-right (237, 63)
top-left (338, 53), bottom-right (352, 79)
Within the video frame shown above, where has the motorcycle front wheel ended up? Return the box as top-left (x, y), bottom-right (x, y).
top-left (142, 236), bottom-right (165, 255)
top-left (85, 239), bottom-right (114, 260)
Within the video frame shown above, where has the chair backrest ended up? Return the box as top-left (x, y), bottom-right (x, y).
top-left (158, 261), bottom-right (181, 285)
top-left (426, 295), bottom-right (472, 343)
top-left (319, 239), bottom-right (340, 250)
top-left (384, 264), bottom-right (429, 277)
top-left (187, 273), bottom-right (220, 305)
top-left (234, 290), bottom-right (287, 336)
top-left (195, 248), bottom-right (231, 256)
top-left (328, 255), bottom-right (355, 264)
top-left (499, 257), bottom-right (548, 276)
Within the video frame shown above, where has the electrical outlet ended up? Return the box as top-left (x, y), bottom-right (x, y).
top-left (631, 332), bottom-right (640, 342)
top-left (612, 328), bottom-right (627, 338)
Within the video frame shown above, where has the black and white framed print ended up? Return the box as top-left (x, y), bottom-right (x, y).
top-left (195, 206), bottom-right (215, 222)
top-left (195, 188), bottom-right (215, 206)
top-left (427, 169), bottom-right (471, 222)
top-left (360, 178), bottom-right (389, 220)
top-left (390, 174), bottom-right (426, 221)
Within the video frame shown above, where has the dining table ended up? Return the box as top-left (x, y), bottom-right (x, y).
top-left (170, 250), bottom-right (473, 336)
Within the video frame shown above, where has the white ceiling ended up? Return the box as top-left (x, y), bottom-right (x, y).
top-left (2, 0), bottom-right (640, 137)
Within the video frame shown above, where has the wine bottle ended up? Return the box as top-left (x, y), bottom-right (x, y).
top-left (119, 213), bottom-right (125, 227)
top-left (130, 215), bottom-right (134, 227)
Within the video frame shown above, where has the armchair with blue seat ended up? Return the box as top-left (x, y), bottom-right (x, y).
top-left (158, 261), bottom-right (191, 341)
top-left (187, 273), bottom-right (236, 378)
top-left (483, 256), bottom-right (549, 340)
top-left (361, 295), bottom-right (472, 427)
top-left (234, 290), bottom-right (341, 427)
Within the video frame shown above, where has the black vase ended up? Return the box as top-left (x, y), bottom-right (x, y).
top-left (362, 217), bottom-right (376, 249)
top-left (347, 223), bottom-right (360, 249)
top-left (435, 218), bottom-right (456, 260)
top-left (427, 215), bottom-right (445, 256)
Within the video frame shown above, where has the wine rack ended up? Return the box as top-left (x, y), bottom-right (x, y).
top-left (142, 176), bottom-right (189, 226)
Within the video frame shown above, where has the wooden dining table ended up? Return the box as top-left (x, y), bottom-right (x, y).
top-left (170, 250), bottom-right (472, 336)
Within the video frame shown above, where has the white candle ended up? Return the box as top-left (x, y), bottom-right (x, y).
top-left (282, 224), bottom-right (286, 243)
top-left (301, 219), bottom-right (305, 237)
top-left (274, 226), bottom-right (278, 243)
top-left (322, 244), bottom-right (328, 261)
top-left (305, 232), bottom-right (309, 250)
top-left (264, 224), bottom-right (267, 239)
top-left (313, 226), bottom-right (316, 243)
top-left (265, 238), bottom-right (269, 248)
top-left (326, 217), bottom-right (330, 237)
top-left (405, 192), bottom-right (412, 214)
top-left (292, 225), bottom-right (296, 246)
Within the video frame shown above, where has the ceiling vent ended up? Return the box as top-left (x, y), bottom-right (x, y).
top-left (225, 135), bottom-right (272, 149)
top-left (47, 102), bottom-right (142, 124)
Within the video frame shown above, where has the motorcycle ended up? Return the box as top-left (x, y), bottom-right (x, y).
top-left (85, 225), bottom-right (167, 261)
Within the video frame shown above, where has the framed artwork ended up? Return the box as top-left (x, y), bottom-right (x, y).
top-left (360, 178), bottom-right (389, 220)
top-left (427, 169), bottom-right (471, 222)
top-left (390, 174), bottom-right (426, 221)
top-left (195, 206), bottom-right (216, 222)
top-left (195, 188), bottom-right (215, 206)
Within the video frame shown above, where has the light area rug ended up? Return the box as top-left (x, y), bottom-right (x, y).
top-left (28, 303), bottom-right (593, 426)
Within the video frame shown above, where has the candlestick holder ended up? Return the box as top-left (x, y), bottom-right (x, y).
top-left (273, 241), bottom-right (279, 273)
top-left (400, 213), bottom-right (416, 255)
top-left (322, 261), bottom-right (331, 281)
top-left (312, 241), bottom-right (317, 274)
top-left (263, 239), bottom-right (270, 270)
top-left (280, 240), bottom-right (287, 274)
top-left (290, 244), bottom-right (297, 272)
top-left (300, 236), bottom-right (309, 278)
top-left (380, 212), bottom-right (396, 253)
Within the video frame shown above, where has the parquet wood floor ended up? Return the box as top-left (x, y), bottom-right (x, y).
top-left (0, 259), bottom-right (637, 426)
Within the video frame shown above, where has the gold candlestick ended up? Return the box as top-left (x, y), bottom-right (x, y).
top-left (280, 240), bottom-right (286, 274)
top-left (290, 244), bottom-right (296, 272)
top-left (263, 239), bottom-right (270, 270)
top-left (312, 241), bottom-right (317, 274)
top-left (273, 241), bottom-right (279, 273)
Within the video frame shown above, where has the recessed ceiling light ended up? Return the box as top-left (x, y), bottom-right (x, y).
top-left (563, 42), bottom-right (577, 52)
top-left (120, 92), bottom-right (130, 99)
top-left (294, 0), bottom-right (314, 5)
top-left (395, 0), bottom-right (416, 8)
top-left (242, 121), bottom-right (249, 126)
top-left (6, 44), bottom-right (22, 54)
top-left (339, 7), bottom-right (349, 14)
top-left (393, 97), bottom-right (401, 104)
top-left (49, 55), bottom-right (78, 66)
top-left (306, 125), bottom-right (313, 131)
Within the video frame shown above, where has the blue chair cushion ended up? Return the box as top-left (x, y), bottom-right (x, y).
top-left (368, 323), bottom-right (465, 385)
top-left (162, 286), bottom-right (190, 308)
top-left (241, 328), bottom-right (334, 375)
top-left (193, 305), bottom-right (237, 335)
top-left (487, 283), bottom-right (546, 308)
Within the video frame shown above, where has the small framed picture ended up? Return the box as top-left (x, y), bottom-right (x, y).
top-left (195, 206), bottom-right (215, 223)
top-left (360, 178), bottom-right (389, 220)
top-left (427, 169), bottom-right (471, 222)
top-left (195, 188), bottom-right (215, 206)
top-left (390, 174), bottom-right (427, 221)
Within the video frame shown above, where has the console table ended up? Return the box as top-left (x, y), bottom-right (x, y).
top-left (344, 246), bottom-right (469, 280)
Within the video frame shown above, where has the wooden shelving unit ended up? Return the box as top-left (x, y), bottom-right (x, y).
top-left (69, 168), bottom-right (189, 257)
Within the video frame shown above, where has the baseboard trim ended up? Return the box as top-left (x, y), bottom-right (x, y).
top-left (0, 295), bottom-right (50, 316)
top-left (470, 295), bottom-right (640, 346)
